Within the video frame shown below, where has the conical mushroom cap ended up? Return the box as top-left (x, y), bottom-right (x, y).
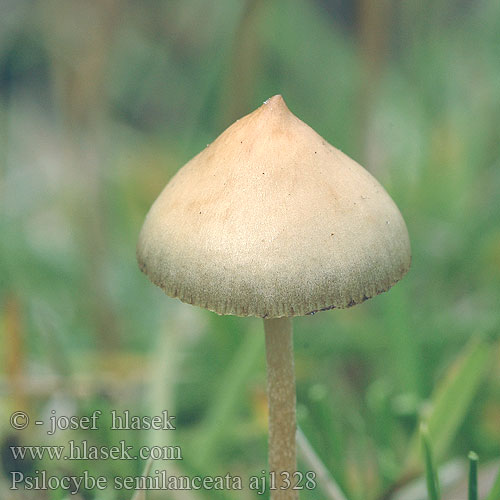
top-left (137, 95), bottom-right (411, 318)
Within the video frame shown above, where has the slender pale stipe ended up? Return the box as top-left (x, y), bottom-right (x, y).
top-left (265, 317), bottom-right (298, 500)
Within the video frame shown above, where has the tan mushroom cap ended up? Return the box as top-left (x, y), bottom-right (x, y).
top-left (137, 95), bottom-right (411, 318)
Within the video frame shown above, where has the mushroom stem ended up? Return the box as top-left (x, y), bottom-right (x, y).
top-left (264, 317), bottom-right (298, 500)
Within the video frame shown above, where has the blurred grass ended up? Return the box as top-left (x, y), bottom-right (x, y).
top-left (1, 0), bottom-right (499, 499)
top-left (486, 465), bottom-right (500, 500)
top-left (422, 426), bottom-right (441, 500)
top-left (405, 336), bottom-right (494, 472)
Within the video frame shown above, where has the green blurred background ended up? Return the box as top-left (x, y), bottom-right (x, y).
top-left (1, 0), bottom-right (499, 499)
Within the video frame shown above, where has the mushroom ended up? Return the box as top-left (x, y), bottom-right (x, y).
top-left (137, 95), bottom-right (411, 499)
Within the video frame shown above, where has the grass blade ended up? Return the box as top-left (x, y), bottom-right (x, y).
top-left (421, 424), bottom-right (441, 500)
top-left (196, 324), bottom-right (264, 465)
top-left (485, 464), bottom-right (500, 500)
top-left (296, 427), bottom-right (349, 500)
top-left (131, 458), bottom-right (153, 500)
top-left (406, 336), bottom-right (493, 472)
top-left (468, 452), bottom-right (478, 500)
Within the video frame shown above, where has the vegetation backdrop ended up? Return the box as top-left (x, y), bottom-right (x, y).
top-left (1, 1), bottom-right (499, 499)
